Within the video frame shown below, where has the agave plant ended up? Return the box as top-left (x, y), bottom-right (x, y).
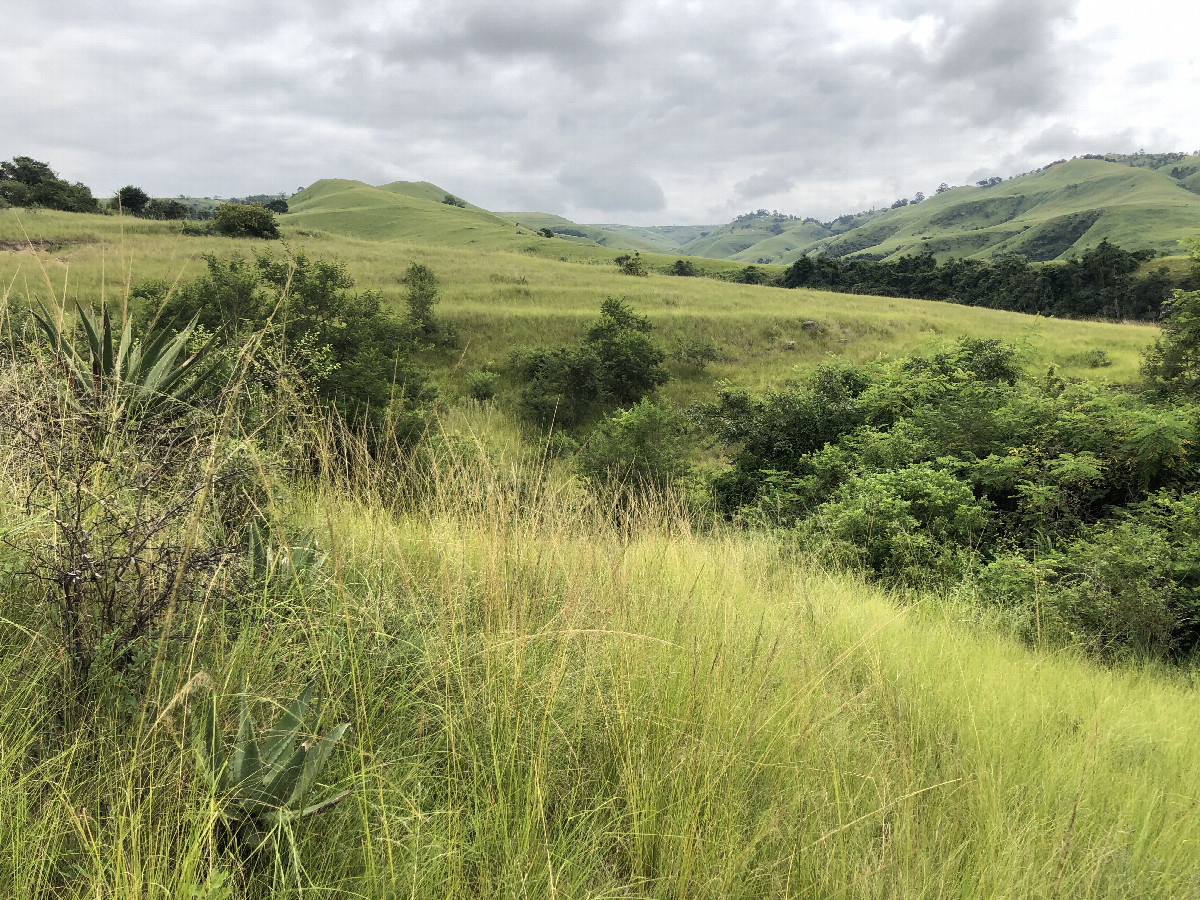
top-left (193, 684), bottom-right (352, 859)
top-left (30, 299), bottom-right (220, 414)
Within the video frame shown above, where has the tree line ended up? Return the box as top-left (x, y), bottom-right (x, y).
top-left (780, 241), bottom-right (1181, 320)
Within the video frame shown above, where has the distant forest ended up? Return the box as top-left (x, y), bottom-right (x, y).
top-left (779, 241), bottom-right (1186, 321)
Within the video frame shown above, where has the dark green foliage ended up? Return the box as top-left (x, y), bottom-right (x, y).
top-left (194, 684), bottom-right (352, 862)
top-left (1143, 292), bottom-right (1200, 395)
top-left (701, 335), bottom-right (1200, 657)
top-left (465, 369), bottom-right (499, 400)
top-left (0, 156), bottom-right (100, 213)
top-left (442, 193), bottom-right (466, 208)
top-left (264, 198), bottom-right (289, 214)
top-left (539, 228), bottom-right (555, 239)
top-left (114, 185), bottom-right (150, 216)
top-left (733, 265), bottom-right (773, 285)
top-left (614, 253), bottom-right (647, 276)
top-left (213, 202), bottom-right (280, 239)
top-left (514, 298), bottom-right (669, 427)
top-left (576, 399), bottom-right (691, 497)
top-left (781, 240), bottom-right (1176, 321)
top-left (144, 198), bottom-right (188, 220)
top-left (669, 259), bottom-right (697, 276)
top-left (147, 250), bottom-right (432, 432)
top-left (403, 262), bottom-right (458, 348)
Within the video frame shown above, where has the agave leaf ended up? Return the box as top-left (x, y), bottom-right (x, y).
top-left (100, 304), bottom-right (114, 379)
top-left (140, 327), bottom-right (197, 396)
top-left (247, 522), bottom-right (268, 582)
top-left (230, 702), bottom-right (261, 789)
top-left (298, 786), bottom-right (355, 820)
top-left (288, 722), bottom-right (349, 807)
top-left (261, 682), bottom-right (314, 768)
top-left (113, 314), bottom-right (134, 381)
top-left (135, 314), bottom-right (184, 373)
top-left (193, 695), bottom-right (224, 787)
top-left (151, 329), bottom-right (219, 400)
top-left (263, 743), bottom-right (308, 805)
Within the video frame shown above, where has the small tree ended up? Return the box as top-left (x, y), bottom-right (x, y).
top-left (264, 198), bottom-right (289, 214)
top-left (1143, 239), bottom-right (1200, 395)
top-left (144, 198), bottom-right (188, 220)
top-left (670, 259), bottom-right (696, 276)
top-left (213, 202), bottom-right (280, 239)
top-left (114, 185), bottom-right (150, 216)
top-left (614, 253), bottom-right (647, 276)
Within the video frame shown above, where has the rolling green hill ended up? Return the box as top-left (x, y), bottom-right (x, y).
top-left (256, 154), bottom-right (1200, 269)
top-left (532, 155), bottom-right (1200, 265)
top-left (283, 178), bottom-right (533, 248)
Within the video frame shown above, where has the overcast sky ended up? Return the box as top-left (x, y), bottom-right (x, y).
top-left (3, 0), bottom-right (1198, 225)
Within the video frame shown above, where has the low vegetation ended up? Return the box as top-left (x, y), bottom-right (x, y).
top-left (1, 198), bottom-right (1199, 898)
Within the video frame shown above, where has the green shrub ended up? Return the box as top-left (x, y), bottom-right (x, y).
top-left (515, 298), bottom-right (669, 427)
top-left (213, 202), bottom-right (279, 239)
top-left (669, 259), bottom-right (697, 276)
top-left (614, 253), bottom-right (647, 276)
top-left (465, 369), bottom-right (499, 401)
top-left (576, 399), bottom-right (692, 496)
top-left (800, 464), bottom-right (992, 586)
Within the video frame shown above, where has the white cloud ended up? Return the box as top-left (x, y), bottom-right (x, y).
top-left (1, 0), bottom-right (1197, 223)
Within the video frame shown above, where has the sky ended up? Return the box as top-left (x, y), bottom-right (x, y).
top-left (3, 0), bottom-right (1198, 225)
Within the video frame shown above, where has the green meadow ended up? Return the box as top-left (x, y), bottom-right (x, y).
top-left (0, 207), bottom-right (1157, 404)
top-left (2, 205), bottom-right (1197, 899)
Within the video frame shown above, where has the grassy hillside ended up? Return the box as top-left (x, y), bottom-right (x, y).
top-left (530, 156), bottom-right (1200, 266)
top-left (3, 203), bottom-right (1199, 899)
top-left (0, 208), bottom-right (1157, 402)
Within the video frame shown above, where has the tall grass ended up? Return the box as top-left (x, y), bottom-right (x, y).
top-left (1, 361), bottom-right (1198, 896)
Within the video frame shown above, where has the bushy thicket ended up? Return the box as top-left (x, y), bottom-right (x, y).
top-left (700, 336), bottom-right (1200, 658)
top-left (781, 240), bottom-right (1177, 320)
top-left (135, 249), bottom-right (434, 436)
top-left (512, 297), bottom-right (670, 427)
top-left (0, 156), bottom-right (100, 213)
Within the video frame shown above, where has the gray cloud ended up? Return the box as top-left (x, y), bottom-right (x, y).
top-left (1, 0), bottom-right (1194, 223)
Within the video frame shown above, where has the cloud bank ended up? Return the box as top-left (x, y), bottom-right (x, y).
top-left (2, 0), bottom-right (1197, 223)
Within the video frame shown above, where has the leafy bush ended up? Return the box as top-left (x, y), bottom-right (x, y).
top-left (147, 249), bottom-right (433, 434)
top-left (614, 253), bottom-right (647, 276)
top-left (1143, 289), bottom-right (1200, 395)
top-left (671, 337), bottom-right (722, 371)
top-left (213, 202), bottom-right (280, 239)
top-left (0, 156), bottom-right (100, 212)
top-left (801, 464), bottom-right (992, 585)
top-left (669, 259), bottom-right (697, 276)
top-left (465, 369), bottom-right (499, 401)
top-left (1065, 348), bottom-right (1113, 368)
top-left (576, 399), bottom-right (692, 497)
top-left (404, 262), bottom-right (458, 348)
top-left (515, 298), bottom-right (669, 427)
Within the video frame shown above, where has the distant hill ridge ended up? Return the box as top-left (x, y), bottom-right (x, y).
top-left (285, 153), bottom-right (1200, 263)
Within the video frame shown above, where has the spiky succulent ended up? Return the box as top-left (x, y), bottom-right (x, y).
top-left (194, 684), bottom-right (351, 856)
top-left (30, 300), bottom-right (220, 414)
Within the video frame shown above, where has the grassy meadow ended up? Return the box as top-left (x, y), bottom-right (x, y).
top-left (2, 205), bottom-right (1197, 898)
top-left (0, 207), bottom-right (1157, 406)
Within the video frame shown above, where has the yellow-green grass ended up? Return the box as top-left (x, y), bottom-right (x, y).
top-left (3, 402), bottom-right (1198, 898)
top-left (1, 207), bottom-right (1157, 407)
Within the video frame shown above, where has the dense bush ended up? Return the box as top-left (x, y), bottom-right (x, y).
top-left (701, 336), bottom-right (1200, 657)
top-left (781, 240), bottom-right (1176, 321)
top-left (141, 249), bottom-right (433, 434)
top-left (213, 202), bottom-right (280, 239)
top-left (0, 156), bottom-right (100, 213)
top-left (514, 298), bottom-right (669, 427)
top-left (575, 399), bottom-right (691, 497)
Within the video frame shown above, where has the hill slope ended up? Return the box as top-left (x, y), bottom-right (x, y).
top-left (283, 178), bottom-right (531, 248)
top-left (536, 155), bottom-right (1200, 264)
